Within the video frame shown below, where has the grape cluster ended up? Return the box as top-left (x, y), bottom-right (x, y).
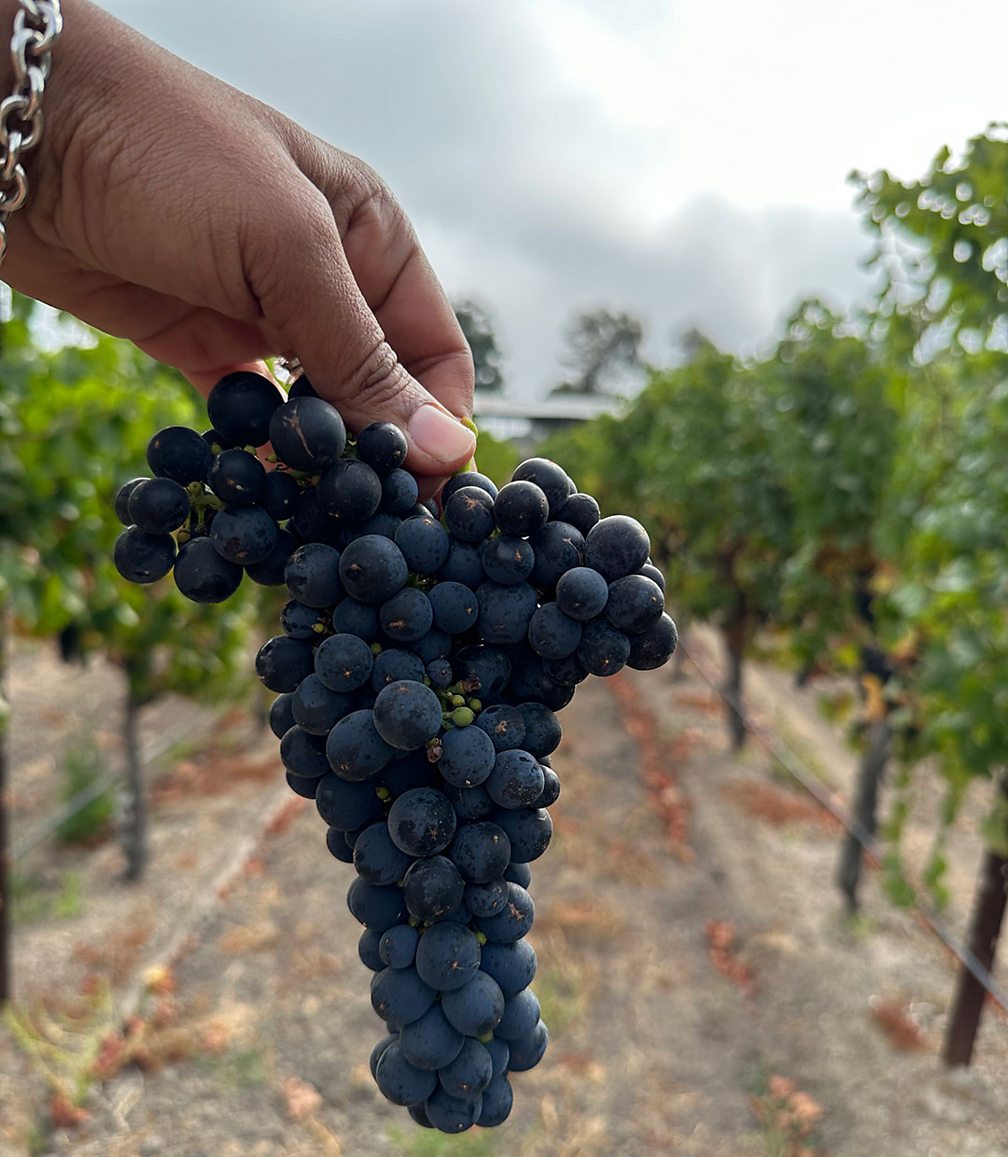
top-left (113, 370), bottom-right (676, 1133)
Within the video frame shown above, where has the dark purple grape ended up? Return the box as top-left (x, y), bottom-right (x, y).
top-left (414, 921), bottom-right (481, 991)
top-left (507, 1019), bottom-right (549, 1072)
top-left (339, 536), bottom-right (408, 604)
top-left (207, 448), bottom-right (266, 506)
top-left (268, 396), bottom-right (347, 471)
top-left (437, 725), bottom-right (496, 788)
top-left (325, 710), bottom-right (395, 781)
top-left (127, 477), bottom-right (191, 534)
top-left (147, 425), bottom-right (213, 485)
top-left (379, 923), bottom-right (420, 970)
top-left (255, 635), bottom-right (315, 693)
top-left (584, 514), bottom-right (651, 581)
top-left (478, 1075), bottom-right (513, 1127)
top-left (172, 536), bottom-right (242, 602)
top-left (441, 471), bottom-right (498, 503)
top-left (436, 539), bottom-right (485, 588)
top-left (555, 564), bottom-right (609, 620)
top-left (371, 967), bottom-right (436, 1030)
top-left (527, 602), bottom-right (582, 660)
top-left (448, 821), bottom-right (511, 883)
top-left (371, 648), bottom-right (427, 693)
top-left (403, 855), bottom-right (465, 922)
top-left (492, 806), bottom-right (552, 863)
top-left (481, 534), bottom-right (535, 585)
top-left (510, 457), bottom-right (570, 514)
top-left (606, 573), bottom-right (665, 634)
top-left (493, 480), bottom-right (549, 537)
top-left (260, 470), bottom-right (302, 522)
top-left (424, 1087), bottom-right (481, 1133)
top-left (380, 587), bottom-right (434, 644)
top-left (113, 527), bottom-right (176, 584)
top-left (485, 749), bottom-right (544, 809)
top-left (474, 704), bottom-right (526, 752)
top-left (380, 468), bottom-right (420, 515)
top-left (318, 458), bottom-right (382, 522)
top-left (626, 612), bottom-right (678, 670)
top-left (388, 787), bottom-right (457, 856)
top-left (314, 632), bottom-right (373, 692)
top-left (527, 521), bottom-right (585, 591)
top-left (577, 620), bottom-right (631, 677)
top-left (554, 491), bottom-right (600, 536)
top-left (209, 505), bottom-right (278, 565)
top-left (444, 486), bottom-right (496, 543)
top-left (476, 582), bottom-right (538, 646)
top-left (207, 371), bottom-right (284, 447)
top-left (269, 693), bottom-right (296, 740)
top-left (353, 822), bottom-right (415, 886)
top-left (373, 680), bottom-right (443, 750)
top-left (438, 1038), bottom-right (493, 1101)
top-left (114, 478), bottom-right (148, 526)
top-left (279, 725), bottom-right (330, 779)
top-left (287, 373), bottom-right (319, 399)
top-left (356, 421), bottom-right (408, 474)
top-left (244, 528), bottom-right (298, 586)
top-left (315, 772), bottom-right (383, 831)
top-left (428, 582), bottom-right (479, 635)
top-left (395, 515), bottom-right (450, 575)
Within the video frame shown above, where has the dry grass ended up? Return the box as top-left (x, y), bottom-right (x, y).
top-left (868, 996), bottom-right (930, 1052)
top-left (720, 779), bottom-right (842, 832)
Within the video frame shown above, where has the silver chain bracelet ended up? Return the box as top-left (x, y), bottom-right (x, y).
top-left (0, 0), bottom-right (62, 264)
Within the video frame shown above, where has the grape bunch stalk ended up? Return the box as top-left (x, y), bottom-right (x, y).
top-left (112, 370), bottom-right (677, 1133)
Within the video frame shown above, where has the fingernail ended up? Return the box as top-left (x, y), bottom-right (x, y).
top-left (408, 405), bottom-right (477, 465)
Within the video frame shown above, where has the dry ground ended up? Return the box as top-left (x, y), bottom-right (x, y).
top-left (1, 634), bottom-right (1006, 1156)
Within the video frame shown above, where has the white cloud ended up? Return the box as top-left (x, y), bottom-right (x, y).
top-left (94, 1), bottom-right (1002, 400)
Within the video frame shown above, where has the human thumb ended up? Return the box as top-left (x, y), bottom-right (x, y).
top-left (253, 192), bottom-right (476, 477)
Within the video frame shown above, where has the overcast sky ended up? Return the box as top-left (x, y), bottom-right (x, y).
top-left (98, 1), bottom-right (1007, 400)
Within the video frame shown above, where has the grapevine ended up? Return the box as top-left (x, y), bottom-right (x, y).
top-left (112, 369), bottom-right (676, 1133)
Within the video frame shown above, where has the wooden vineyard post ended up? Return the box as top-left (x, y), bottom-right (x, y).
top-left (0, 604), bottom-right (10, 1004)
top-left (942, 778), bottom-right (1008, 1066)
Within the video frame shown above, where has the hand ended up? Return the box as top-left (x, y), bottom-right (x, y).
top-left (1, 0), bottom-right (476, 483)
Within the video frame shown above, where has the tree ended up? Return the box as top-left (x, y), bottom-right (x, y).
top-left (550, 309), bottom-right (644, 397)
top-left (454, 299), bottom-right (505, 393)
top-left (878, 367), bottom-right (1008, 1063)
top-left (544, 337), bottom-right (793, 748)
top-left (759, 300), bottom-right (905, 910)
top-left (0, 296), bottom-right (267, 916)
top-left (852, 121), bottom-right (1008, 362)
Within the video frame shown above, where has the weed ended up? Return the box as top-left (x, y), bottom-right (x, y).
top-left (389, 1123), bottom-right (498, 1157)
top-left (204, 1046), bottom-right (269, 1089)
top-left (55, 742), bottom-right (115, 846)
top-left (11, 870), bottom-right (83, 925)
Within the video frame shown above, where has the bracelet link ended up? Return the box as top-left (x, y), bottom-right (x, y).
top-left (0, 0), bottom-right (61, 267)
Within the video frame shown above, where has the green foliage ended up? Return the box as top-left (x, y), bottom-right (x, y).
top-left (852, 121), bottom-right (1008, 361)
top-left (11, 870), bottom-right (83, 924)
top-left (545, 333), bottom-right (792, 633)
top-left (55, 741), bottom-right (115, 847)
top-left (760, 300), bottom-right (904, 673)
top-left (0, 293), bottom-right (265, 706)
top-left (473, 428), bottom-right (520, 488)
top-left (886, 378), bottom-right (1008, 820)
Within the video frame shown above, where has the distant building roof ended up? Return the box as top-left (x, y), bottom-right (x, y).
top-left (473, 393), bottom-right (625, 423)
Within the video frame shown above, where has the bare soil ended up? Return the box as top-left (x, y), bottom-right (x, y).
top-left (1, 633), bottom-right (1006, 1157)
